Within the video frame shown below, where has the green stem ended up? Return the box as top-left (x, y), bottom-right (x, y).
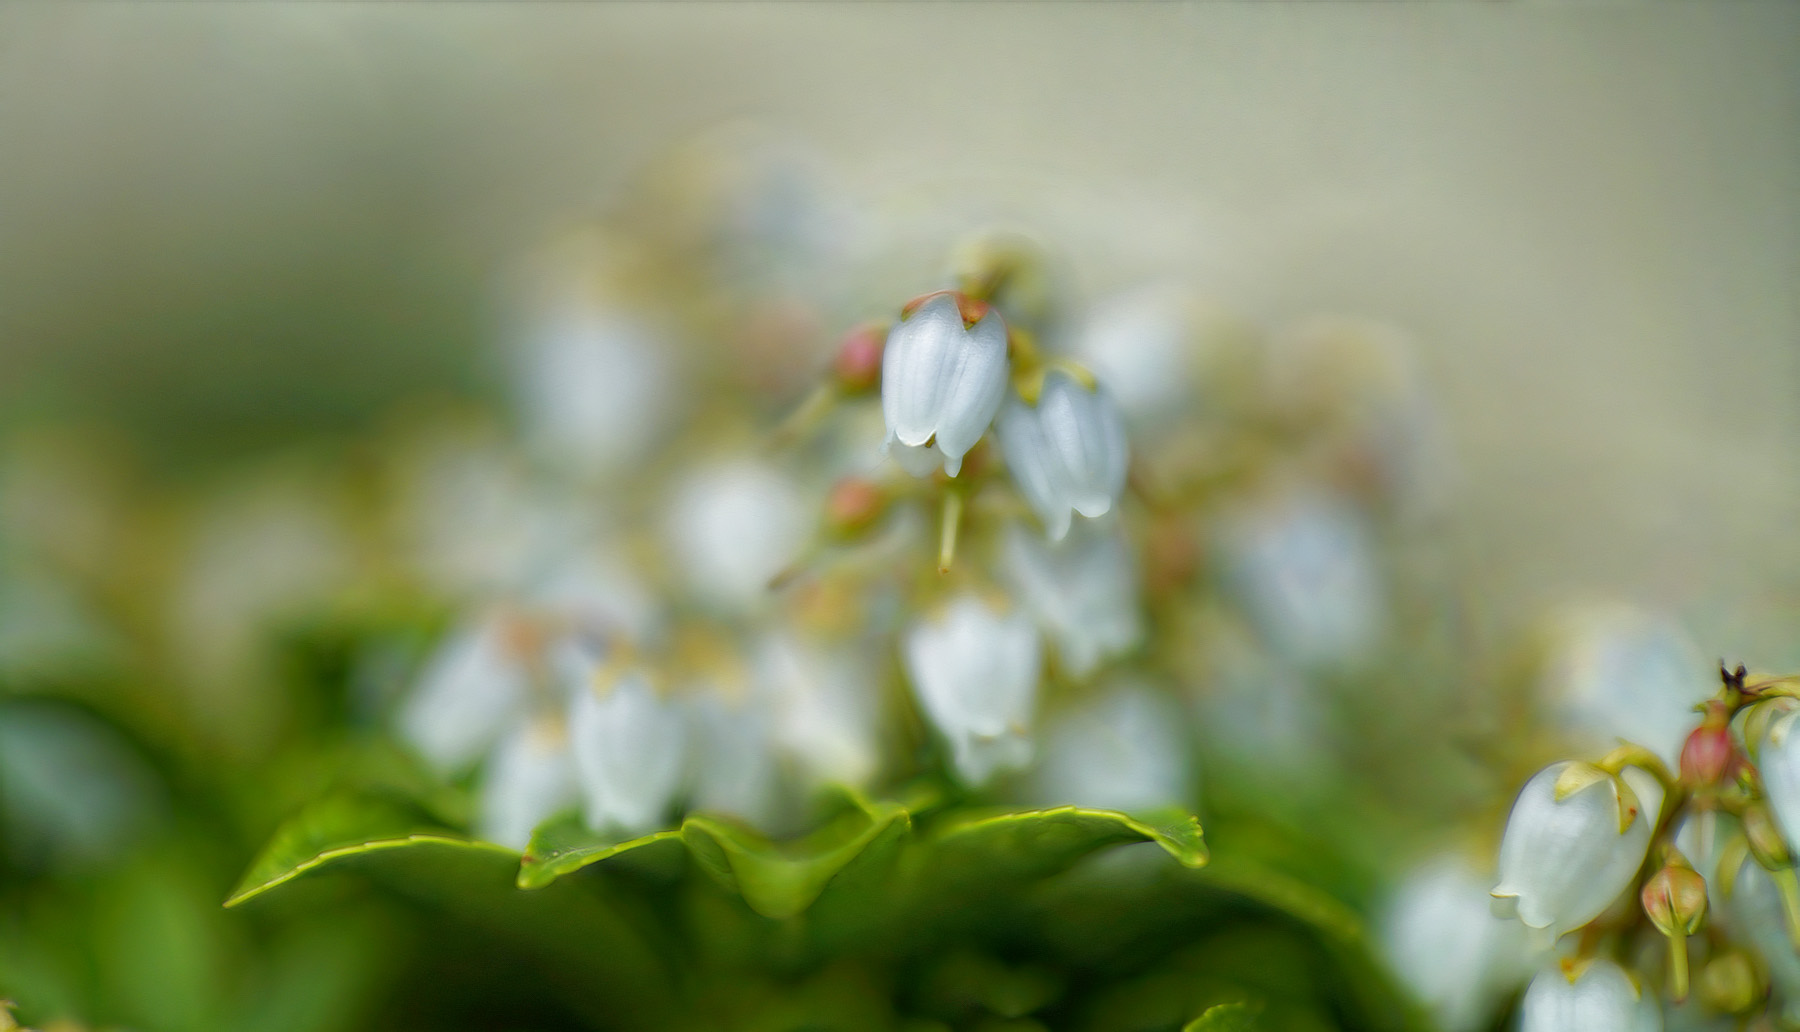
top-left (1773, 866), bottom-right (1800, 951)
top-left (1668, 927), bottom-right (1689, 1003)
top-left (937, 489), bottom-right (963, 574)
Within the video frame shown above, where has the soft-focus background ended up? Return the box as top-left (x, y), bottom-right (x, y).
top-left (1, 5), bottom-right (1797, 1031)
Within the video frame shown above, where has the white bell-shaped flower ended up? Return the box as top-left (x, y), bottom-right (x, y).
top-left (665, 460), bottom-right (810, 612)
top-left (1492, 762), bottom-right (1654, 937)
top-left (903, 595), bottom-right (1042, 787)
top-left (1069, 284), bottom-right (1198, 425)
top-left (755, 633), bottom-right (881, 790)
top-left (1218, 490), bottom-right (1383, 669)
top-left (568, 668), bottom-right (689, 837)
top-left (1519, 960), bottom-right (1661, 1032)
top-left (1543, 605), bottom-right (1710, 766)
top-left (996, 370), bottom-right (1129, 542)
top-left (477, 717), bottom-right (577, 851)
top-left (514, 302), bottom-right (672, 477)
top-left (1726, 854), bottom-right (1800, 1023)
top-left (1755, 708), bottom-right (1800, 853)
top-left (1028, 684), bottom-right (1190, 814)
top-left (1380, 855), bottom-right (1538, 1032)
top-left (880, 292), bottom-right (1010, 477)
top-left (399, 615), bottom-right (530, 774)
top-left (685, 682), bottom-right (780, 828)
top-left (1002, 523), bottom-right (1143, 679)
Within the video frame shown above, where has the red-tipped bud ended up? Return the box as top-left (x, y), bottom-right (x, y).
top-left (1642, 860), bottom-right (1709, 937)
top-left (824, 477), bottom-right (887, 537)
top-left (1681, 723), bottom-right (1737, 786)
top-left (832, 323), bottom-right (886, 393)
top-left (900, 289), bottom-right (989, 328)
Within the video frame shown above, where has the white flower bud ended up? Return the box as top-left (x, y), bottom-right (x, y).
top-left (996, 371), bottom-right (1129, 542)
top-left (903, 596), bottom-right (1042, 787)
top-left (568, 669), bottom-right (688, 837)
top-left (477, 718), bottom-right (577, 851)
top-left (1029, 684), bottom-right (1190, 814)
top-left (1492, 762), bottom-right (1654, 937)
top-left (1002, 523), bottom-right (1143, 679)
top-left (1756, 709), bottom-right (1800, 856)
top-left (1380, 855), bottom-right (1538, 1032)
top-left (1519, 960), bottom-right (1661, 1032)
top-left (399, 616), bottom-right (529, 774)
top-left (881, 293), bottom-right (1010, 477)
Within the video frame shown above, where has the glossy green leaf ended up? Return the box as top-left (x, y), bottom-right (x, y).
top-left (1184, 1002), bottom-right (1261, 1031)
top-left (923, 805), bottom-right (1208, 885)
top-left (681, 801), bottom-right (912, 919)
top-left (516, 815), bottom-right (683, 890)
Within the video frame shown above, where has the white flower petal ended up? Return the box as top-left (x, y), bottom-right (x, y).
top-left (477, 719), bottom-right (577, 851)
top-left (568, 672), bottom-right (688, 837)
top-left (1519, 960), bottom-right (1659, 1032)
top-left (399, 618), bottom-right (529, 774)
top-left (903, 596), bottom-right (1042, 787)
top-left (1494, 763), bottom-right (1652, 936)
top-left (882, 294), bottom-right (965, 449)
top-left (1003, 523), bottom-right (1142, 678)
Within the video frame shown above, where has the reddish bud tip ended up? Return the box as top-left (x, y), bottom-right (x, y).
top-left (900, 290), bottom-right (990, 328)
top-left (832, 323), bottom-right (886, 393)
top-left (1642, 863), bottom-right (1709, 936)
top-left (1680, 724), bottom-right (1736, 785)
top-left (824, 477), bottom-right (887, 536)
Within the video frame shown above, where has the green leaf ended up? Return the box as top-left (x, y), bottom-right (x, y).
top-left (680, 800), bottom-right (911, 920)
top-left (924, 806), bottom-right (1208, 885)
top-left (516, 814), bottom-right (683, 890)
top-left (1183, 1002), bottom-right (1261, 1031)
top-left (225, 796), bottom-right (501, 908)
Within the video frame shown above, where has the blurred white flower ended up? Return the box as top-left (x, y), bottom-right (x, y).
top-left (477, 717), bottom-right (577, 851)
top-left (666, 460), bottom-right (810, 612)
top-left (1029, 684), bottom-right (1190, 814)
top-left (1544, 604), bottom-right (1709, 765)
top-left (1380, 854), bottom-right (1537, 1032)
top-left (1002, 523), bottom-right (1143, 679)
top-left (1759, 709), bottom-right (1800, 856)
top-left (1725, 854), bottom-right (1800, 1023)
top-left (686, 683), bottom-right (780, 827)
top-left (1219, 490), bottom-right (1383, 668)
top-left (903, 596), bottom-right (1041, 787)
top-left (1069, 284), bottom-right (1198, 424)
top-left (996, 371), bottom-right (1129, 542)
top-left (755, 633), bottom-right (881, 790)
top-left (399, 615), bottom-right (531, 775)
top-left (1492, 762), bottom-right (1655, 937)
top-left (514, 302), bottom-right (671, 476)
top-left (568, 668), bottom-right (689, 837)
top-left (881, 292), bottom-right (1010, 477)
top-left (1518, 959), bottom-right (1660, 1032)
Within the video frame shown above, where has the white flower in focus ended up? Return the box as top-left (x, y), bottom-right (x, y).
top-left (477, 718), bottom-right (577, 851)
top-left (1518, 960), bottom-right (1661, 1032)
top-left (880, 293), bottom-right (1010, 477)
top-left (1220, 491), bottom-right (1382, 668)
top-left (515, 303), bottom-right (671, 475)
top-left (1545, 605), bottom-right (1709, 765)
top-left (568, 669), bottom-right (688, 837)
top-left (996, 371), bottom-right (1129, 542)
top-left (686, 686), bottom-right (779, 828)
top-left (903, 596), bottom-right (1042, 788)
top-left (1002, 523), bottom-right (1143, 679)
top-left (1492, 762), bottom-right (1654, 937)
top-left (755, 634), bottom-right (880, 790)
top-left (1759, 709), bottom-right (1800, 857)
top-left (666, 461), bottom-right (809, 611)
top-left (1380, 855), bottom-right (1537, 1032)
top-left (1029, 685), bottom-right (1190, 814)
top-left (399, 616), bottom-right (530, 774)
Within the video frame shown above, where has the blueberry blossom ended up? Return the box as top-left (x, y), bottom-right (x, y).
top-left (903, 595), bottom-right (1041, 787)
top-left (1492, 762), bottom-right (1655, 937)
top-left (1380, 855), bottom-right (1536, 1032)
top-left (880, 292), bottom-right (1010, 478)
top-left (1002, 522), bottom-right (1142, 679)
top-left (1753, 705), bottom-right (1800, 855)
top-left (399, 614), bottom-right (530, 774)
top-left (996, 369), bottom-right (1129, 542)
top-left (477, 717), bottom-right (577, 850)
top-left (1028, 684), bottom-right (1190, 814)
top-left (1519, 960), bottom-right (1660, 1032)
top-left (568, 666), bottom-right (689, 837)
